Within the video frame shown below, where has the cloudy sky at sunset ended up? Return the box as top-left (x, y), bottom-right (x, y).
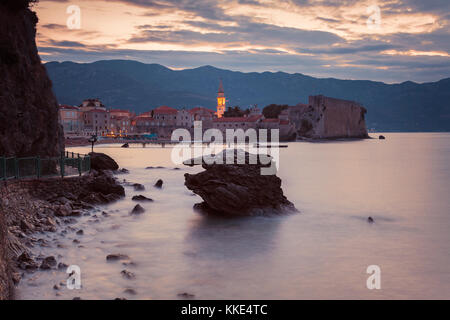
top-left (34, 0), bottom-right (450, 83)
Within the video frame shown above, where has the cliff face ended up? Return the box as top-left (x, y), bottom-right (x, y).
top-left (0, 1), bottom-right (64, 157)
top-left (0, 208), bottom-right (13, 300)
top-left (0, 0), bottom-right (64, 300)
top-left (289, 95), bottom-right (368, 139)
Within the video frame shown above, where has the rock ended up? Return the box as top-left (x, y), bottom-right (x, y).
top-left (58, 262), bottom-right (68, 269)
top-left (88, 173), bottom-right (125, 198)
top-left (121, 270), bottom-right (136, 279)
top-left (121, 143), bottom-right (129, 148)
top-left (367, 217), bottom-right (374, 223)
top-left (379, 135), bottom-right (386, 140)
top-left (184, 150), bottom-right (296, 216)
top-left (89, 152), bottom-right (119, 171)
top-left (11, 272), bottom-right (21, 285)
top-left (123, 289), bottom-right (137, 295)
top-left (106, 254), bottom-right (130, 262)
top-left (177, 292), bottom-right (195, 298)
top-left (76, 229), bottom-right (84, 235)
top-left (73, 297), bottom-right (82, 300)
top-left (132, 195), bottom-right (154, 202)
top-left (133, 183), bottom-right (145, 191)
top-left (154, 179), bottom-right (163, 188)
top-left (45, 217), bottom-right (57, 227)
top-left (17, 252), bottom-right (38, 270)
top-left (115, 297), bottom-right (127, 300)
top-left (55, 203), bottom-right (73, 217)
top-left (69, 210), bottom-right (82, 217)
top-left (53, 284), bottom-right (60, 290)
top-left (40, 256), bottom-right (57, 270)
top-left (130, 204), bottom-right (145, 215)
top-left (72, 239), bottom-right (80, 244)
top-left (20, 220), bottom-right (34, 233)
top-left (116, 168), bottom-right (129, 174)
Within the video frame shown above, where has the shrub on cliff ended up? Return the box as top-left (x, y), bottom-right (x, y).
top-left (262, 104), bottom-right (289, 119)
top-left (0, 0), bottom-right (38, 11)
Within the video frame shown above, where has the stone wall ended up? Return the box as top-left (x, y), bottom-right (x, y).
top-left (0, 1), bottom-right (64, 157)
top-left (288, 96), bottom-right (368, 139)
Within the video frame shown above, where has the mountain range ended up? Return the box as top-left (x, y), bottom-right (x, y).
top-left (45, 60), bottom-right (450, 131)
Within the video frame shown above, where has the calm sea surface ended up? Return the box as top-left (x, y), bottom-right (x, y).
top-left (16, 133), bottom-right (450, 299)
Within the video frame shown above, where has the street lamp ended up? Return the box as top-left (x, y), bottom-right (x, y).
top-left (88, 134), bottom-right (98, 153)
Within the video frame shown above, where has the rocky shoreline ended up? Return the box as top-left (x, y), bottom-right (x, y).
top-left (0, 154), bottom-right (125, 299)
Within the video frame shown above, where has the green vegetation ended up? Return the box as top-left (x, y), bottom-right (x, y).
top-left (262, 104), bottom-right (289, 119)
top-left (223, 106), bottom-right (250, 118)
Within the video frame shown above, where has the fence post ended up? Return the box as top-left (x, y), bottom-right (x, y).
top-left (78, 154), bottom-right (82, 176)
top-left (14, 158), bottom-right (19, 179)
top-left (36, 156), bottom-right (41, 179)
top-left (60, 152), bottom-right (65, 178)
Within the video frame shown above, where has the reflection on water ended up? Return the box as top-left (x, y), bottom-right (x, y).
top-left (16, 133), bottom-right (450, 299)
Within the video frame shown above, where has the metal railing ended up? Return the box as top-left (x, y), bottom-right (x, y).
top-left (0, 151), bottom-right (90, 181)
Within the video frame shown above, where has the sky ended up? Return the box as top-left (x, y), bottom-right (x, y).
top-left (34, 0), bottom-right (450, 83)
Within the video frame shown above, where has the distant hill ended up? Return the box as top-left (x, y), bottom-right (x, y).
top-left (45, 60), bottom-right (450, 131)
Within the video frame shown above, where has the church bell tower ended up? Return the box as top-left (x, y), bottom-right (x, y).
top-left (216, 79), bottom-right (225, 118)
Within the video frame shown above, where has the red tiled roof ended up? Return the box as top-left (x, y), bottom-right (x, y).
top-left (135, 115), bottom-right (153, 121)
top-left (189, 107), bottom-right (214, 114)
top-left (154, 106), bottom-right (178, 114)
top-left (111, 115), bottom-right (129, 120)
top-left (110, 109), bottom-right (131, 113)
top-left (60, 105), bottom-right (79, 110)
top-left (86, 108), bottom-right (107, 113)
top-left (213, 115), bottom-right (262, 123)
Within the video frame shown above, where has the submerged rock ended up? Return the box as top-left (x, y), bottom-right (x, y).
top-left (40, 256), bottom-right (57, 270)
top-left (133, 183), bottom-right (145, 191)
top-left (132, 195), bottom-right (154, 202)
top-left (154, 179), bottom-right (163, 188)
top-left (123, 288), bottom-right (137, 295)
top-left (121, 270), bottom-right (136, 279)
top-left (130, 204), bottom-right (145, 215)
top-left (379, 135), bottom-right (386, 140)
top-left (184, 150), bottom-right (296, 216)
top-left (106, 254), bottom-right (130, 262)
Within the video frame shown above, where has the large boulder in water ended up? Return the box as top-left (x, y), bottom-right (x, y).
top-left (89, 152), bottom-right (119, 171)
top-left (184, 150), bottom-right (296, 216)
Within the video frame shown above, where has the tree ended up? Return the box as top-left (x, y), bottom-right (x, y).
top-left (262, 104), bottom-right (289, 119)
top-left (223, 106), bottom-right (250, 117)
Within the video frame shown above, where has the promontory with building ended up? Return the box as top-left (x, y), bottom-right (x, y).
top-left (60, 79), bottom-right (368, 143)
